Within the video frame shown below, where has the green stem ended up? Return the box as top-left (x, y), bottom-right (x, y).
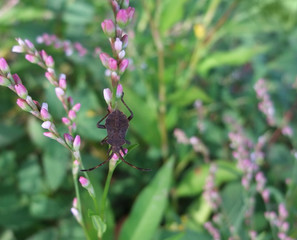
top-left (100, 164), bottom-right (116, 221)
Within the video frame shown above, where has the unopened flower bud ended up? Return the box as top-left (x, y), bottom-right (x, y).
top-left (71, 207), bottom-right (82, 224)
top-left (116, 84), bottom-right (123, 98)
top-left (45, 55), bottom-right (54, 68)
top-left (99, 53), bottom-right (110, 68)
top-left (0, 58), bottom-right (10, 73)
top-left (62, 117), bottom-right (71, 126)
top-left (43, 132), bottom-right (57, 140)
top-left (79, 176), bottom-right (95, 197)
top-left (73, 135), bottom-right (81, 151)
top-left (103, 88), bottom-right (112, 104)
top-left (118, 50), bottom-right (125, 59)
top-left (15, 84), bottom-right (28, 98)
top-left (25, 39), bottom-right (34, 49)
top-left (119, 59), bottom-right (129, 74)
top-left (121, 35), bottom-right (128, 49)
top-left (108, 58), bottom-right (117, 71)
top-left (12, 45), bottom-right (24, 53)
top-left (126, 7), bottom-right (135, 22)
top-left (25, 54), bottom-right (38, 64)
top-left (40, 107), bottom-right (51, 120)
top-left (12, 74), bottom-right (22, 84)
top-left (114, 38), bottom-right (122, 53)
top-left (55, 87), bottom-right (65, 101)
top-left (68, 110), bottom-right (76, 120)
top-left (59, 74), bottom-right (67, 89)
top-left (72, 103), bottom-right (81, 112)
top-left (116, 9), bottom-right (129, 27)
top-left (0, 76), bottom-right (11, 87)
top-left (16, 98), bottom-right (31, 112)
top-left (45, 70), bottom-right (57, 85)
top-left (122, 0), bottom-right (129, 8)
top-left (64, 133), bottom-right (73, 147)
top-left (41, 121), bottom-right (52, 130)
top-left (101, 19), bottom-right (116, 38)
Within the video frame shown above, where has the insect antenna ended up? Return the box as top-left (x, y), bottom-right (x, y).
top-left (118, 152), bottom-right (151, 172)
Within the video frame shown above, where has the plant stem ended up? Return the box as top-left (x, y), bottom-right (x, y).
top-left (100, 164), bottom-right (116, 221)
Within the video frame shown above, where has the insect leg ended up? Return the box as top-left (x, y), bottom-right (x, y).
top-left (97, 109), bottom-right (110, 129)
top-left (118, 152), bottom-right (151, 172)
top-left (100, 136), bottom-right (108, 145)
top-left (81, 150), bottom-right (113, 172)
top-left (121, 92), bottom-right (133, 121)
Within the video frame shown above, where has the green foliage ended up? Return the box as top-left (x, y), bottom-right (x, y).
top-left (1, 0), bottom-right (297, 239)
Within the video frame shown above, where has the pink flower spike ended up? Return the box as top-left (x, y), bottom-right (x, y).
top-left (15, 84), bottom-right (28, 99)
top-left (0, 76), bottom-right (11, 87)
top-left (25, 54), bottom-right (38, 64)
top-left (116, 9), bottom-right (129, 27)
top-left (73, 135), bottom-right (81, 151)
top-left (108, 58), bottom-right (117, 71)
top-left (25, 39), bottom-right (34, 49)
top-left (59, 74), bottom-right (67, 89)
top-left (55, 87), bottom-right (65, 101)
top-left (114, 38), bottom-right (122, 53)
top-left (101, 19), bottom-right (116, 38)
top-left (119, 59), bottom-right (129, 74)
top-left (72, 103), bottom-right (81, 112)
top-left (41, 121), bottom-right (52, 129)
top-left (12, 45), bottom-right (24, 53)
top-left (68, 110), bottom-right (76, 120)
top-left (99, 53), bottom-right (110, 68)
top-left (62, 117), bottom-right (71, 125)
top-left (45, 55), bottom-right (54, 68)
top-left (103, 88), bottom-right (112, 104)
top-left (116, 84), bottom-right (123, 98)
top-left (43, 132), bottom-right (56, 140)
top-left (64, 133), bottom-right (73, 147)
top-left (0, 58), bottom-right (10, 73)
top-left (79, 176), bottom-right (89, 187)
top-left (16, 98), bottom-right (31, 112)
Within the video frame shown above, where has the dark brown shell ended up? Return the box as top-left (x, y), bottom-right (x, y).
top-left (105, 109), bottom-right (129, 146)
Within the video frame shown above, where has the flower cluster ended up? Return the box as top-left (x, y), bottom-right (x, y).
top-left (37, 33), bottom-right (88, 57)
top-left (254, 79), bottom-right (276, 126)
top-left (265, 203), bottom-right (293, 240)
top-left (99, 0), bottom-right (134, 107)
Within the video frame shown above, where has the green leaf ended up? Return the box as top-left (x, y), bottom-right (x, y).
top-left (91, 215), bottom-right (107, 238)
top-left (0, 123), bottom-right (25, 148)
top-left (42, 143), bottom-right (69, 191)
top-left (176, 161), bottom-right (240, 197)
top-left (167, 86), bottom-right (212, 107)
top-left (119, 158), bottom-right (174, 240)
top-left (198, 46), bottom-right (267, 76)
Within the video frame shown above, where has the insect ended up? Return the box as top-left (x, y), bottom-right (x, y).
top-left (81, 93), bottom-right (151, 172)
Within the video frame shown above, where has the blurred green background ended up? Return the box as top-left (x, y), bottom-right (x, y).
top-left (1, 0), bottom-right (297, 239)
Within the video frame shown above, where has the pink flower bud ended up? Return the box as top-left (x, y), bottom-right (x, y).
top-left (79, 176), bottom-right (89, 187)
top-left (41, 121), bottom-right (52, 129)
top-left (0, 76), bottom-right (11, 87)
top-left (15, 84), bottom-right (28, 98)
top-left (116, 84), bottom-right (123, 98)
top-left (40, 107), bottom-right (51, 120)
top-left (16, 98), bottom-right (31, 112)
top-left (126, 7), bottom-right (135, 21)
top-left (12, 74), bottom-right (22, 84)
top-left (101, 19), bottom-right (116, 38)
top-left (99, 53), bottom-right (110, 68)
top-left (45, 71), bottom-right (57, 85)
top-left (25, 39), bottom-right (34, 49)
top-left (55, 87), bottom-right (65, 101)
top-left (73, 135), bottom-right (81, 151)
top-left (119, 59), bottom-right (129, 73)
top-left (116, 9), bottom-right (129, 27)
top-left (43, 132), bottom-right (57, 140)
top-left (72, 103), bottom-right (81, 112)
top-left (68, 96), bottom-right (74, 106)
top-left (64, 133), bottom-right (73, 147)
top-left (121, 34), bottom-right (128, 49)
top-left (12, 45), bottom-right (24, 53)
top-left (70, 207), bottom-right (81, 223)
top-left (72, 197), bottom-right (78, 208)
top-left (68, 110), bottom-right (76, 120)
top-left (25, 54), bottom-right (38, 63)
top-left (111, 0), bottom-right (120, 12)
top-left (118, 50), bottom-right (125, 59)
top-left (45, 55), bottom-right (54, 68)
top-left (59, 74), bottom-right (67, 89)
top-left (62, 117), bottom-right (71, 125)
top-left (0, 58), bottom-right (10, 73)
top-left (108, 58), bottom-right (118, 71)
top-left (114, 38), bottom-right (122, 53)
top-left (103, 88), bottom-right (112, 104)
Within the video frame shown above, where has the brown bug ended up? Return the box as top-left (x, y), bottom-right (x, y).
top-left (81, 93), bottom-right (151, 172)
